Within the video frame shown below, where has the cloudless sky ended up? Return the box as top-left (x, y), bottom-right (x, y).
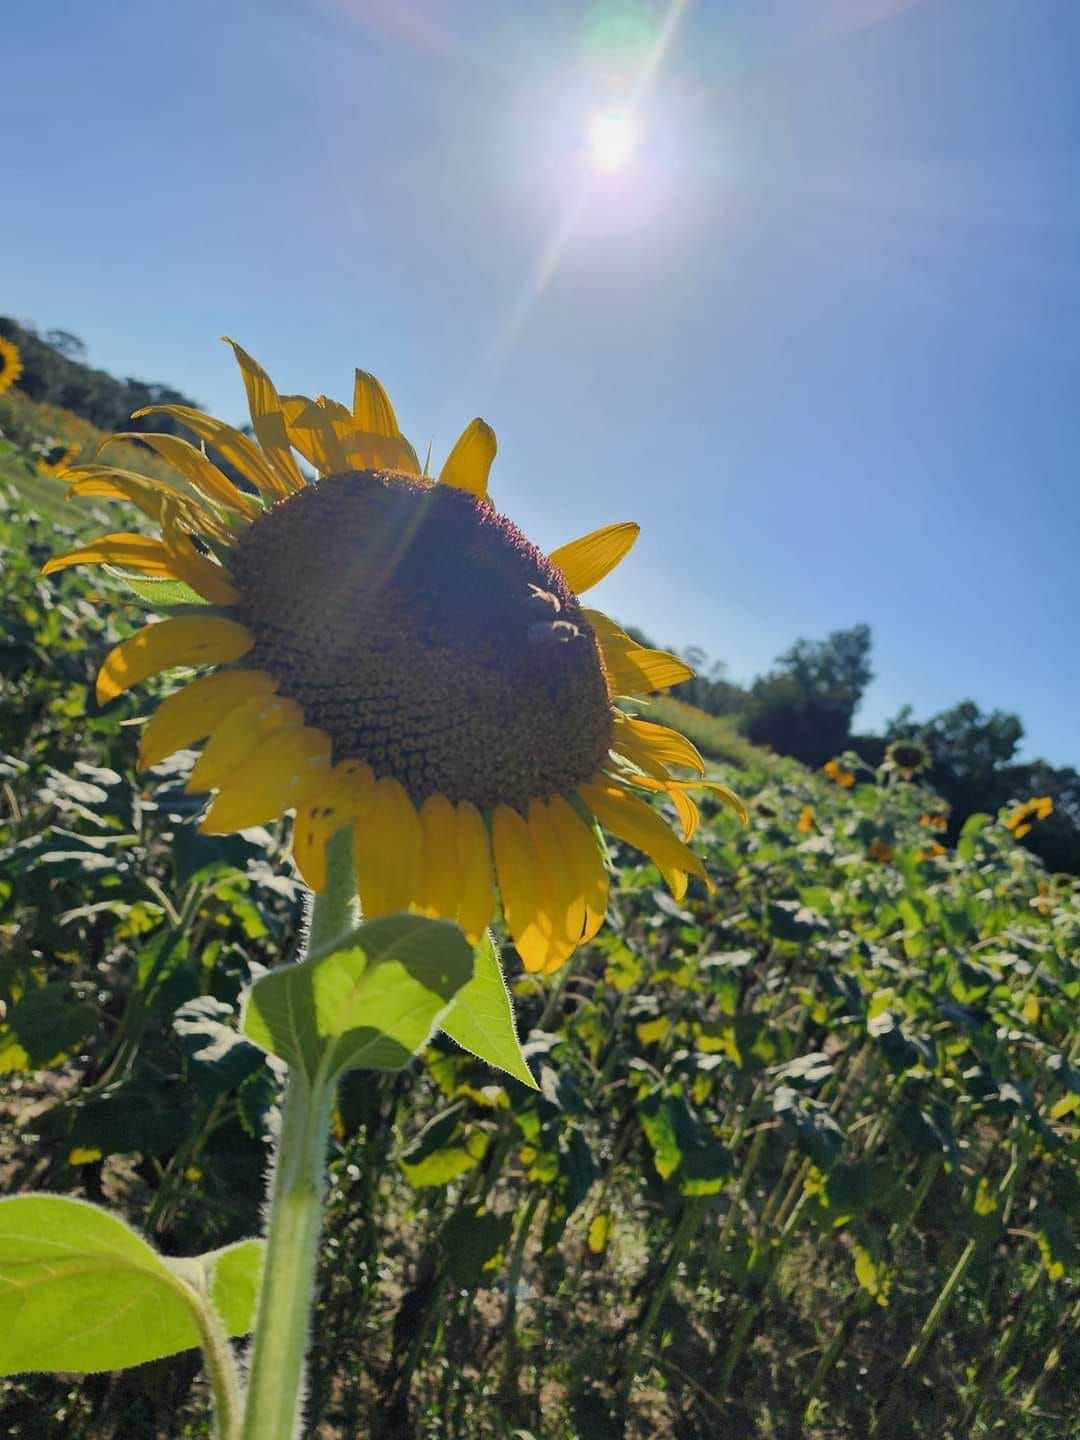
top-left (4, 0), bottom-right (1079, 765)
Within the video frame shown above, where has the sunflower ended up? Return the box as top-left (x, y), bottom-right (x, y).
top-left (37, 440), bottom-right (81, 478)
top-left (0, 336), bottom-right (24, 396)
top-left (43, 340), bottom-right (745, 973)
top-left (1004, 795), bottom-right (1053, 840)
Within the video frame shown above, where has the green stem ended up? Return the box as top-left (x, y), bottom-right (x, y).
top-left (240, 830), bottom-right (356, 1440)
top-left (193, 1295), bottom-right (243, 1440)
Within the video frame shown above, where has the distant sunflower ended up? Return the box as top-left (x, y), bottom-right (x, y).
top-left (1004, 795), bottom-right (1053, 840)
top-left (0, 336), bottom-right (24, 396)
top-left (43, 341), bottom-right (745, 973)
top-left (37, 440), bottom-right (81, 478)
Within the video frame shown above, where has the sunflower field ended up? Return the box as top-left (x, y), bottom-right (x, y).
top-left (1, 402), bottom-right (1078, 1440)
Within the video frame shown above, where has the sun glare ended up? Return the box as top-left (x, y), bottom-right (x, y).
top-left (587, 107), bottom-right (637, 173)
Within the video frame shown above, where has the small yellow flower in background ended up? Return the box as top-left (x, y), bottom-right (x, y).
top-left (1004, 796), bottom-right (1054, 840)
top-left (42, 339), bottom-right (746, 975)
top-left (824, 759), bottom-right (855, 788)
top-left (867, 837), bottom-right (894, 864)
top-left (919, 812), bottom-right (949, 831)
top-left (796, 805), bottom-right (814, 834)
top-left (914, 842), bottom-right (947, 863)
top-left (0, 335), bottom-right (24, 396)
top-left (37, 440), bottom-right (81, 478)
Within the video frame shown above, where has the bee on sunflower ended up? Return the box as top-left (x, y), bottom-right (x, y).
top-left (43, 340), bottom-right (745, 974)
top-left (0, 335), bottom-right (24, 396)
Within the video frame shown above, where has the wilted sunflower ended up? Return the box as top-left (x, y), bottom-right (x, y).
top-left (0, 336), bottom-right (24, 396)
top-left (43, 341), bottom-right (745, 972)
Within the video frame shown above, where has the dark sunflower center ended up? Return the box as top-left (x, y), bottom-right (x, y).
top-left (230, 470), bottom-right (614, 811)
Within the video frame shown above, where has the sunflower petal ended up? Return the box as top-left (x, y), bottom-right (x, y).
top-left (619, 770), bottom-right (749, 828)
top-left (527, 800), bottom-right (582, 972)
top-left (96, 617), bottom-right (253, 706)
top-left (456, 801), bottom-right (495, 942)
top-left (492, 804), bottom-right (553, 973)
top-left (353, 369), bottom-right (401, 436)
top-left (44, 534), bottom-right (186, 580)
top-left (131, 405), bottom-right (282, 499)
top-left (66, 467), bottom-right (229, 537)
top-left (612, 713), bottom-right (706, 776)
top-left (438, 419), bottom-right (497, 499)
top-left (419, 794), bottom-right (461, 921)
top-left (549, 795), bottom-right (609, 942)
top-left (549, 522), bottom-right (640, 595)
top-left (354, 778), bottom-right (424, 917)
top-left (293, 762), bottom-right (376, 893)
top-left (579, 780), bottom-right (708, 900)
top-left (186, 694), bottom-right (304, 793)
top-left (139, 669), bottom-right (278, 770)
top-left (223, 339), bottom-right (305, 495)
top-left (199, 727), bottom-right (332, 833)
top-left (104, 434), bottom-right (259, 518)
top-left (281, 396), bottom-right (350, 474)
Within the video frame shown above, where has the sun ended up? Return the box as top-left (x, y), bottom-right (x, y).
top-left (587, 107), bottom-right (637, 174)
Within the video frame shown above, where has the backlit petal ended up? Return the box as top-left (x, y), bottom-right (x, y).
top-left (44, 534), bottom-right (186, 580)
top-left (131, 405), bottom-right (282, 499)
top-left (186, 694), bottom-right (303, 793)
top-left (455, 801), bottom-right (495, 941)
top-left (139, 669), bottom-right (278, 770)
top-left (579, 780), bottom-right (708, 900)
top-left (96, 617), bottom-right (253, 705)
top-left (223, 339), bottom-right (305, 494)
top-left (527, 800), bottom-right (582, 972)
top-left (281, 395), bottom-right (350, 474)
top-left (438, 419), bottom-right (497, 498)
top-left (549, 795), bottom-right (609, 942)
top-left (492, 804), bottom-right (552, 973)
top-left (549, 522), bottom-right (639, 595)
top-left (419, 794), bottom-right (461, 920)
top-left (354, 778), bottom-right (423, 917)
top-left (103, 434), bottom-right (259, 519)
top-left (353, 369), bottom-right (401, 436)
top-left (612, 713), bottom-right (706, 776)
top-left (293, 762), bottom-right (376, 893)
top-left (199, 727), bottom-right (332, 833)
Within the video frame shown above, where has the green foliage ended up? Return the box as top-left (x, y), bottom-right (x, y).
top-left (0, 1196), bottom-right (261, 1374)
top-left (0, 419), bottom-right (1077, 1438)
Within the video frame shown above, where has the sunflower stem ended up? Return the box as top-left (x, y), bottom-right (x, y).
top-left (241, 830), bottom-right (356, 1440)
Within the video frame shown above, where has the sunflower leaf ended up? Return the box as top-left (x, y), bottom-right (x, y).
top-left (0, 1195), bottom-right (261, 1375)
top-left (241, 914), bottom-right (473, 1083)
top-left (439, 934), bottom-right (539, 1090)
top-left (102, 565), bottom-right (209, 607)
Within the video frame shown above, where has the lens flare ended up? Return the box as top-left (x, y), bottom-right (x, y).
top-left (587, 108), bottom-right (637, 173)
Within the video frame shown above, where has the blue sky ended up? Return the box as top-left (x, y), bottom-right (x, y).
top-left (5, 0), bottom-right (1079, 765)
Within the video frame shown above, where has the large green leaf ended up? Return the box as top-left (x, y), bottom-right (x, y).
top-left (439, 935), bottom-right (538, 1090)
top-left (242, 914), bottom-right (473, 1082)
top-left (0, 1195), bottom-right (261, 1375)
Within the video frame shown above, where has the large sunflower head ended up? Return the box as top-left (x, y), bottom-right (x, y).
top-left (43, 340), bottom-right (745, 973)
top-left (0, 336), bottom-right (24, 396)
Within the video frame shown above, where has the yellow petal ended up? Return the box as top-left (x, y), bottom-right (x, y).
top-left (44, 533), bottom-right (186, 580)
top-left (492, 804), bottom-right (552, 973)
top-left (199, 727), bottom-right (332, 833)
top-left (341, 428), bottom-right (422, 474)
top-left (455, 801), bottom-right (495, 941)
top-left (438, 419), bottom-right (497, 498)
top-left (103, 434), bottom-right (259, 519)
top-left (419, 794), bottom-right (461, 920)
top-left (527, 800), bottom-right (582, 972)
top-left (131, 404), bottom-right (283, 499)
top-left (548, 796), bottom-right (609, 943)
top-left (612, 713), bottom-right (706, 776)
top-left (280, 395), bottom-right (350, 474)
top-left (549, 522), bottom-right (640, 595)
top-left (293, 761), bottom-right (376, 893)
top-left (66, 467), bottom-right (228, 537)
top-left (96, 617), bottom-right (253, 706)
top-left (223, 339), bottom-right (305, 495)
top-left (579, 780), bottom-right (708, 900)
top-left (586, 609), bottom-right (695, 695)
top-left (618, 770), bottom-right (749, 828)
top-left (187, 694), bottom-right (304, 793)
top-left (354, 777), bottom-right (423, 917)
top-left (139, 669), bottom-right (278, 770)
top-left (353, 369), bottom-right (401, 436)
